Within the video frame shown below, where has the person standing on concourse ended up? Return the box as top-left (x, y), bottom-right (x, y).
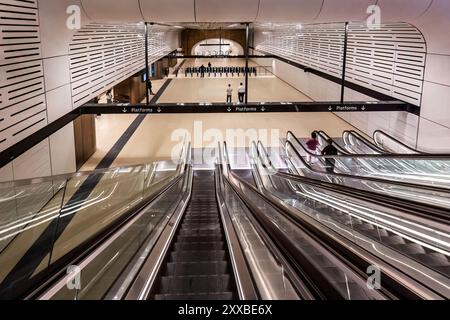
top-left (238, 83), bottom-right (245, 103)
top-left (226, 84), bottom-right (233, 104)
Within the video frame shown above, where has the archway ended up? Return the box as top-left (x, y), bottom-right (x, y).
top-left (191, 38), bottom-right (244, 56)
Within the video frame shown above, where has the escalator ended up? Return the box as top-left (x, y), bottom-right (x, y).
top-left (250, 141), bottom-right (450, 297)
top-left (151, 170), bottom-right (237, 300)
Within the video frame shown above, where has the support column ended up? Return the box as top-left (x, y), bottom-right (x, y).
top-left (340, 22), bottom-right (349, 104)
top-left (145, 22), bottom-right (150, 105)
top-left (245, 23), bottom-right (250, 104)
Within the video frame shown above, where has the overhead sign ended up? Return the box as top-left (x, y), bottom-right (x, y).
top-left (81, 101), bottom-right (408, 114)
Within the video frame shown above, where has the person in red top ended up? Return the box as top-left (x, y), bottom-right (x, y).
top-left (305, 132), bottom-right (320, 164)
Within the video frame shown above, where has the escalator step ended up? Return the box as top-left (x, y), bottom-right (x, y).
top-left (353, 223), bottom-right (376, 231)
top-left (165, 261), bottom-right (228, 276)
top-left (390, 243), bottom-right (427, 255)
top-left (159, 275), bottom-right (232, 294)
top-left (181, 223), bottom-right (221, 230)
top-left (154, 292), bottom-right (234, 300)
top-left (170, 250), bottom-right (226, 262)
top-left (174, 241), bottom-right (224, 251)
top-left (183, 219), bottom-right (220, 224)
top-left (379, 235), bottom-right (406, 245)
top-left (179, 229), bottom-right (222, 236)
top-left (362, 228), bottom-right (389, 238)
top-left (177, 235), bottom-right (223, 243)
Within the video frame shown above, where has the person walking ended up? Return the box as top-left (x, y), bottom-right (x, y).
top-left (322, 138), bottom-right (339, 173)
top-left (226, 84), bottom-right (233, 104)
top-left (238, 83), bottom-right (245, 103)
top-left (305, 132), bottom-right (320, 164)
top-left (106, 90), bottom-right (113, 104)
top-left (208, 61), bottom-right (212, 68)
top-left (147, 79), bottom-right (155, 95)
top-left (200, 64), bottom-right (205, 78)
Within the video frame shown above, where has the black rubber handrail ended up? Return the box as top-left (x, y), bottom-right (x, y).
top-left (217, 165), bottom-right (313, 300)
top-left (286, 130), bottom-right (450, 159)
top-left (222, 143), bottom-right (382, 299)
top-left (373, 130), bottom-right (428, 154)
top-left (343, 130), bottom-right (387, 154)
top-left (222, 144), bottom-right (440, 299)
top-left (253, 143), bottom-right (450, 299)
top-left (314, 130), bottom-right (350, 155)
top-left (285, 137), bottom-right (450, 193)
top-left (284, 139), bottom-right (450, 224)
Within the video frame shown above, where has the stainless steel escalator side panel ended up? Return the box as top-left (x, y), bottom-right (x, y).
top-left (215, 166), bottom-right (258, 300)
top-left (252, 142), bottom-right (448, 299)
top-left (123, 167), bottom-right (194, 300)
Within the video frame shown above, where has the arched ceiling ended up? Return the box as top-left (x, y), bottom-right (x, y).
top-left (80, 0), bottom-right (434, 23)
top-left (78, 0), bottom-right (450, 54)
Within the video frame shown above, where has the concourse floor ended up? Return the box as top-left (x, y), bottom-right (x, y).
top-left (80, 59), bottom-right (358, 171)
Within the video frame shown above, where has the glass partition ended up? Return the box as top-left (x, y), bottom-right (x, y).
top-left (0, 162), bottom-right (180, 299)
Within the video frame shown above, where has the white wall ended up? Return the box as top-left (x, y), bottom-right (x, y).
top-left (0, 1), bottom-right (181, 182)
top-left (253, 55), bottom-right (420, 145)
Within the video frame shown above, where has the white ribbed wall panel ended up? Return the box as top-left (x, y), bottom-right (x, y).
top-left (69, 24), bottom-right (177, 107)
top-left (0, 0), bottom-right (47, 152)
top-left (255, 22), bottom-right (426, 106)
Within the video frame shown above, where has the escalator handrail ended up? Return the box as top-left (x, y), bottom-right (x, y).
top-left (373, 130), bottom-right (428, 154)
top-left (285, 139), bottom-right (450, 194)
top-left (214, 165), bottom-right (259, 300)
top-left (253, 146), bottom-right (450, 299)
top-left (29, 140), bottom-right (192, 300)
top-left (284, 139), bottom-right (450, 224)
top-left (286, 131), bottom-right (323, 157)
top-left (287, 131), bottom-right (450, 159)
top-left (344, 130), bottom-right (386, 154)
top-left (314, 130), bottom-right (350, 155)
top-left (1, 137), bottom-right (190, 188)
top-left (221, 147), bottom-right (443, 299)
top-left (123, 166), bottom-right (193, 300)
top-left (30, 164), bottom-right (190, 300)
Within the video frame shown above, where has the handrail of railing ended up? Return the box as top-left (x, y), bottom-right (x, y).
top-left (220, 145), bottom-right (443, 299)
top-left (29, 165), bottom-right (190, 300)
top-left (286, 130), bottom-right (450, 159)
top-left (284, 139), bottom-right (450, 220)
top-left (314, 130), bottom-right (350, 155)
top-left (343, 130), bottom-right (386, 153)
top-left (214, 165), bottom-right (259, 300)
top-left (373, 130), bottom-right (427, 154)
top-left (252, 142), bottom-right (449, 299)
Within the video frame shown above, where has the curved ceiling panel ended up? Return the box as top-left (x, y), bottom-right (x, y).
top-left (139, 0), bottom-right (195, 22)
top-left (256, 0), bottom-right (323, 22)
top-left (411, 0), bottom-right (450, 54)
top-left (314, 0), bottom-right (377, 23)
top-left (377, 0), bottom-right (433, 22)
top-left (81, 0), bottom-right (143, 22)
top-left (195, 0), bottom-right (260, 22)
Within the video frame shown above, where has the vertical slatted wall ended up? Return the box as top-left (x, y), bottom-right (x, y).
top-left (0, 0), bottom-right (47, 152)
top-left (255, 22), bottom-right (426, 106)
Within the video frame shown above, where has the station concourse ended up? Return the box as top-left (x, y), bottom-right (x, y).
top-left (0, 0), bottom-right (449, 302)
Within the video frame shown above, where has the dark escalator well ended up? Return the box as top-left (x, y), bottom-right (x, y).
top-left (150, 170), bottom-right (238, 300)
